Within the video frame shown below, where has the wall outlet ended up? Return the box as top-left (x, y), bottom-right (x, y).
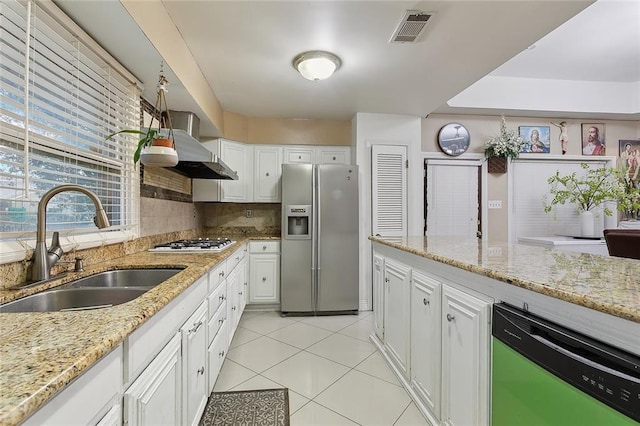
top-left (488, 200), bottom-right (502, 209)
top-left (488, 247), bottom-right (502, 256)
top-left (246, 209), bottom-right (252, 218)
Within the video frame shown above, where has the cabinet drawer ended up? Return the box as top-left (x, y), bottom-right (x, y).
top-left (226, 245), bottom-right (245, 272)
top-left (249, 240), bottom-right (280, 253)
top-left (208, 321), bottom-right (229, 393)
top-left (317, 149), bottom-right (349, 164)
top-left (285, 149), bottom-right (314, 164)
top-left (208, 283), bottom-right (227, 320)
top-left (208, 301), bottom-right (227, 346)
top-left (209, 260), bottom-right (227, 292)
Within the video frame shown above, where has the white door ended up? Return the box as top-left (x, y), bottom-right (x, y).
top-left (249, 254), bottom-right (280, 303)
top-left (411, 270), bottom-right (442, 420)
top-left (372, 145), bottom-right (407, 237)
top-left (383, 258), bottom-right (411, 378)
top-left (254, 146), bottom-right (282, 202)
top-left (181, 302), bottom-right (208, 426)
top-left (124, 333), bottom-right (181, 426)
top-left (220, 140), bottom-right (252, 202)
top-left (426, 160), bottom-right (479, 237)
top-left (441, 285), bottom-right (491, 426)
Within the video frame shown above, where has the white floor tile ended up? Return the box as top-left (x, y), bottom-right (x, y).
top-left (290, 401), bottom-right (359, 426)
top-left (229, 326), bottom-right (261, 348)
top-left (288, 390), bottom-right (311, 415)
top-left (239, 311), bottom-right (299, 335)
top-left (230, 374), bottom-right (285, 391)
top-left (354, 351), bottom-right (401, 387)
top-left (267, 322), bottom-right (333, 349)
top-left (262, 351), bottom-right (350, 399)
top-left (306, 333), bottom-right (376, 367)
top-left (212, 359), bottom-right (257, 392)
top-left (338, 318), bottom-right (375, 342)
top-left (298, 315), bottom-right (359, 332)
top-left (394, 402), bottom-right (429, 426)
top-left (315, 369), bottom-right (411, 426)
top-left (226, 336), bottom-right (299, 373)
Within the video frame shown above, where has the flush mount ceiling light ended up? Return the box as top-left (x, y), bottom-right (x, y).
top-left (292, 50), bottom-right (341, 81)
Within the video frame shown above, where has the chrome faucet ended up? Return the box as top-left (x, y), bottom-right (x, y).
top-left (31, 185), bottom-right (110, 282)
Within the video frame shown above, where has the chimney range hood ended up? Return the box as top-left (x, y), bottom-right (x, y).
top-left (167, 111), bottom-right (238, 180)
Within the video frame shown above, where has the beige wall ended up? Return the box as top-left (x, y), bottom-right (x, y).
top-left (223, 112), bottom-right (351, 145)
top-left (203, 203), bottom-right (280, 230)
top-left (422, 113), bottom-right (639, 241)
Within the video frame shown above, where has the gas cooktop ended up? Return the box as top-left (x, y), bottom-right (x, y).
top-left (149, 238), bottom-right (235, 253)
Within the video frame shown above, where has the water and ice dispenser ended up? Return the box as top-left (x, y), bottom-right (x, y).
top-left (285, 205), bottom-right (311, 239)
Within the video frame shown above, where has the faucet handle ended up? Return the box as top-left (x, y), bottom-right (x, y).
top-left (74, 257), bottom-right (84, 272)
top-left (49, 232), bottom-right (63, 259)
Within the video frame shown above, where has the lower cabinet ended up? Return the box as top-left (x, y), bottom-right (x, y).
top-left (373, 247), bottom-right (492, 426)
top-left (124, 333), bottom-right (182, 426)
top-left (372, 254), bottom-right (384, 340)
top-left (181, 302), bottom-right (208, 426)
top-left (248, 241), bottom-right (280, 304)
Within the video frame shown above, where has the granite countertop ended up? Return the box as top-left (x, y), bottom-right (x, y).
top-left (370, 235), bottom-right (640, 324)
top-left (0, 238), bottom-right (262, 426)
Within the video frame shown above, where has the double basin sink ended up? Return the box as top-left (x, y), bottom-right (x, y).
top-left (0, 268), bottom-right (184, 313)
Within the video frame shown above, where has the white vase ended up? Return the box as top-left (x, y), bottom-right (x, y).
top-left (603, 201), bottom-right (617, 230)
top-left (580, 210), bottom-right (594, 237)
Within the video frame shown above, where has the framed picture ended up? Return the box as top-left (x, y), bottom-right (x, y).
top-left (519, 126), bottom-right (550, 153)
top-left (581, 123), bottom-right (606, 155)
top-left (619, 140), bottom-right (640, 179)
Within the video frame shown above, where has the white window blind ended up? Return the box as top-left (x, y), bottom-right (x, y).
top-left (372, 145), bottom-right (407, 237)
top-left (511, 159), bottom-right (608, 242)
top-left (426, 162), bottom-right (479, 237)
top-left (0, 0), bottom-right (139, 247)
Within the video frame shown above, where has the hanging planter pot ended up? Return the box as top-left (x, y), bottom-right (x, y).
top-left (488, 157), bottom-right (508, 174)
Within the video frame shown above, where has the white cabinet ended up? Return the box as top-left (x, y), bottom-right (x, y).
top-left (124, 333), bottom-right (182, 426)
top-left (226, 265), bottom-right (242, 340)
top-left (441, 284), bottom-right (491, 426)
top-left (249, 241), bottom-right (280, 304)
top-left (383, 258), bottom-right (411, 378)
top-left (284, 147), bottom-right (315, 164)
top-left (372, 253), bottom-right (384, 340)
top-left (316, 146), bottom-right (350, 164)
top-left (411, 270), bottom-right (441, 421)
top-left (254, 146), bottom-right (282, 202)
top-left (181, 302), bottom-right (208, 426)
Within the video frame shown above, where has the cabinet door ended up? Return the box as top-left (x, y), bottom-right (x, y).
top-left (181, 302), bottom-right (208, 426)
top-left (411, 270), bottom-right (441, 420)
top-left (208, 320), bottom-right (229, 393)
top-left (316, 147), bottom-right (350, 164)
top-left (383, 259), bottom-right (410, 378)
top-left (226, 266), bottom-right (241, 342)
top-left (372, 254), bottom-right (384, 340)
top-left (254, 146), bottom-right (282, 202)
top-left (238, 257), bottom-right (248, 314)
top-left (124, 333), bottom-right (181, 426)
top-left (220, 140), bottom-right (252, 202)
top-left (284, 147), bottom-right (314, 164)
top-left (249, 254), bottom-right (280, 303)
top-left (441, 285), bottom-right (491, 426)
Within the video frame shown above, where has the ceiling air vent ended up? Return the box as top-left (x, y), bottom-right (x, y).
top-left (390, 10), bottom-right (433, 43)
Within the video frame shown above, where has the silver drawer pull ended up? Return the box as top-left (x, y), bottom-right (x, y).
top-left (219, 350), bottom-right (225, 357)
top-left (423, 298), bottom-right (429, 306)
top-left (446, 314), bottom-right (455, 322)
top-left (197, 367), bottom-right (205, 375)
top-left (220, 270), bottom-right (225, 277)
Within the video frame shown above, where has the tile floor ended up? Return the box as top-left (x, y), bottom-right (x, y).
top-left (211, 310), bottom-right (429, 426)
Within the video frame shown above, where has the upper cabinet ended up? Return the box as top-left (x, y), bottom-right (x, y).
top-left (194, 141), bottom-right (351, 202)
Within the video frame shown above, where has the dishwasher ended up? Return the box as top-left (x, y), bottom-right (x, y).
top-left (492, 303), bottom-right (640, 425)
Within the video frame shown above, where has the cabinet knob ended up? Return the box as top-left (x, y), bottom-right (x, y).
top-left (197, 367), bottom-right (205, 375)
top-left (219, 295), bottom-right (225, 301)
top-left (219, 318), bottom-right (224, 325)
top-left (262, 277), bottom-right (267, 282)
top-left (298, 155), bottom-right (302, 159)
top-left (384, 277), bottom-right (389, 283)
top-left (220, 270), bottom-right (225, 277)
top-left (239, 291), bottom-right (243, 295)
top-left (266, 172), bottom-right (270, 176)
top-left (333, 156), bottom-right (336, 160)
top-left (262, 245), bottom-right (267, 250)
top-left (219, 350), bottom-right (225, 357)
top-left (232, 306), bottom-right (236, 311)
top-left (446, 313), bottom-right (455, 322)
top-left (423, 298), bottom-right (429, 306)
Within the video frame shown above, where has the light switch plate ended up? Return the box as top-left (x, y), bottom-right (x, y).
top-left (488, 200), bottom-right (502, 209)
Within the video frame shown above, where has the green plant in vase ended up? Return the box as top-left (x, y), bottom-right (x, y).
top-left (616, 166), bottom-right (640, 221)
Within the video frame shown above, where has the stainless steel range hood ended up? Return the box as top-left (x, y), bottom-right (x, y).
top-left (168, 111), bottom-right (238, 180)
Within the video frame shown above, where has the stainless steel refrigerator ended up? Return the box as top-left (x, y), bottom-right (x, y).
top-left (281, 164), bottom-right (359, 315)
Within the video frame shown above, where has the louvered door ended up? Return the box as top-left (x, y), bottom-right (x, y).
top-left (372, 145), bottom-right (407, 237)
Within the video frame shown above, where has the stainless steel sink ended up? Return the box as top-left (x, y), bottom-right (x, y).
top-left (0, 268), bottom-right (184, 313)
top-left (57, 268), bottom-right (184, 289)
top-left (0, 288), bottom-right (148, 313)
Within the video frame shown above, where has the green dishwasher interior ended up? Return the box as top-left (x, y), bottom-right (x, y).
top-left (492, 339), bottom-right (638, 426)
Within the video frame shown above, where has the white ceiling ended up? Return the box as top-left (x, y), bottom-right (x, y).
top-left (55, 0), bottom-right (638, 137)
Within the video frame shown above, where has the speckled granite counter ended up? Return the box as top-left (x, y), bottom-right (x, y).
top-left (370, 236), bottom-right (640, 324)
top-left (0, 237), bottom-right (275, 426)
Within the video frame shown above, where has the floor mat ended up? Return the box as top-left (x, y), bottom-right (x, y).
top-left (199, 388), bottom-right (289, 426)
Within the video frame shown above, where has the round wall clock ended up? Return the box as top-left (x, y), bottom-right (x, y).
top-left (437, 123), bottom-right (470, 156)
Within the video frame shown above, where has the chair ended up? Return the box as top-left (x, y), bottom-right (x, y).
top-left (603, 229), bottom-right (640, 260)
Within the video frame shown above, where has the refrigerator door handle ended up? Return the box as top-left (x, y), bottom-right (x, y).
top-left (312, 165), bottom-right (319, 312)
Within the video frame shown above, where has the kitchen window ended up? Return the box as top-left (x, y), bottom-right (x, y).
top-left (0, 0), bottom-right (140, 263)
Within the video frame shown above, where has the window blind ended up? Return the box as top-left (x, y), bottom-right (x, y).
top-left (0, 0), bottom-right (139, 245)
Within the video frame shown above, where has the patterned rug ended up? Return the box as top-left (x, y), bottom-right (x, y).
top-left (199, 388), bottom-right (289, 426)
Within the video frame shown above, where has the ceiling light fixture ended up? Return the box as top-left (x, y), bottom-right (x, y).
top-left (293, 50), bottom-right (341, 81)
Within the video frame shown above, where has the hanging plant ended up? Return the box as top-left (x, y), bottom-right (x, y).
top-left (483, 115), bottom-right (525, 160)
